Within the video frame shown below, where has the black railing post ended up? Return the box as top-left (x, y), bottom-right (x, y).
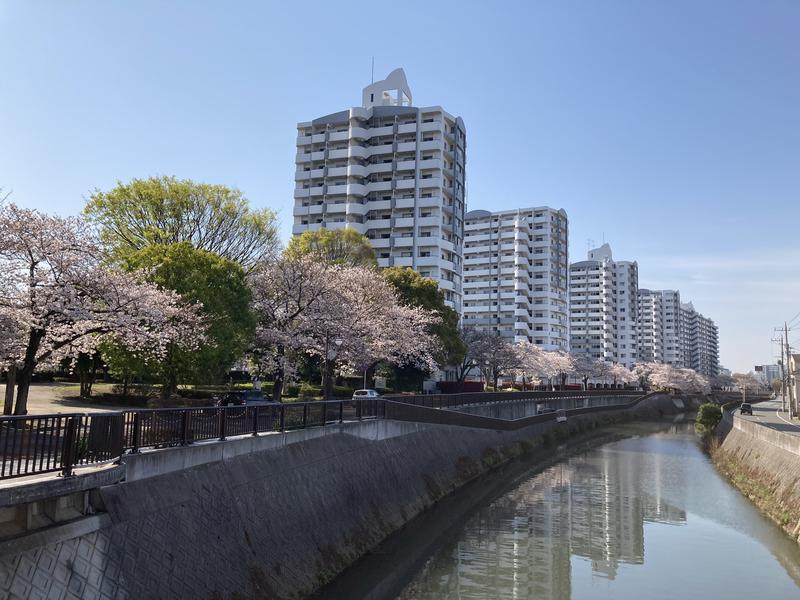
top-left (252, 406), bottom-right (259, 436)
top-left (302, 404), bottom-right (308, 428)
top-left (339, 401), bottom-right (344, 423)
top-left (60, 416), bottom-right (79, 478)
top-left (180, 410), bottom-right (190, 445)
top-left (279, 404), bottom-right (285, 432)
top-left (321, 401), bottom-right (327, 426)
top-left (218, 407), bottom-right (227, 441)
top-left (131, 412), bottom-right (141, 453)
top-left (357, 399), bottom-right (362, 421)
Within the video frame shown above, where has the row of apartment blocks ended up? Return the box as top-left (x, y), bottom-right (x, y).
top-left (569, 245), bottom-right (719, 376)
top-left (292, 69), bottom-right (720, 377)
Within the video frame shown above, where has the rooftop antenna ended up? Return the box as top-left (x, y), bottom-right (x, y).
top-left (371, 56), bottom-right (374, 84)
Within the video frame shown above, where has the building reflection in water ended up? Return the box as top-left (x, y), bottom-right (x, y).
top-left (401, 443), bottom-right (686, 599)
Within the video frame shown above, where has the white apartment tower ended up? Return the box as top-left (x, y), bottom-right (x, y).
top-left (680, 302), bottom-right (720, 377)
top-left (569, 244), bottom-right (638, 367)
top-left (293, 69), bottom-right (466, 312)
top-left (463, 207), bottom-right (569, 350)
top-left (637, 289), bottom-right (684, 367)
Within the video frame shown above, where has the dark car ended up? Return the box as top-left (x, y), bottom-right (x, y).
top-left (740, 403), bottom-right (753, 415)
top-left (538, 407), bottom-right (556, 415)
top-left (217, 390), bottom-right (277, 406)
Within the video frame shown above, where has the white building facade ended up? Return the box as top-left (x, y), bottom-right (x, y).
top-left (637, 289), bottom-right (684, 367)
top-left (293, 69), bottom-right (466, 312)
top-left (463, 207), bottom-right (569, 350)
top-left (569, 244), bottom-right (638, 367)
top-left (680, 302), bottom-right (719, 377)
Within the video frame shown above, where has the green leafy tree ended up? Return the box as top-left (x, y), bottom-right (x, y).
top-left (286, 228), bottom-right (377, 267)
top-left (121, 242), bottom-right (254, 397)
top-left (383, 267), bottom-right (464, 366)
top-left (84, 176), bottom-right (278, 270)
top-left (695, 402), bottom-right (723, 433)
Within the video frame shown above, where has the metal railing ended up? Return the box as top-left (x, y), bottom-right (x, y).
top-left (0, 399), bottom-right (384, 481)
top-left (0, 413), bottom-right (123, 479)
top-left (383, 389), bottom-right (642, 410)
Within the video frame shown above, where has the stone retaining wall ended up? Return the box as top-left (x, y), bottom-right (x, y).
top-left (713, 413), bottom-right (800, 544)
top-left (0, 393), bottom-right (699, 600)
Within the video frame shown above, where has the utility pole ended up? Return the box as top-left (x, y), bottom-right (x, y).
top-left (786, 322), bottom-right (795, 418)
top-left (777, 329), bottom-right (788, 412)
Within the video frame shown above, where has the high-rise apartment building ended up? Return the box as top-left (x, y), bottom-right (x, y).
top-left (462, 207), bottom-right (569, 350)
top-left (293, 68), bottom-right (466, 312)
top-left (680, 302), bottom-right (719, 377)
top-left (569, 244), bottom-right (638, 367)
top-left (637, 289), bottom-right (684, 367)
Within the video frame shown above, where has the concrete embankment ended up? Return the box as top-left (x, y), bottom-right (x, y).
top-left (712, 410), bottom-right (800, 544)
top-left (0, 393), bottom-right (700, 600)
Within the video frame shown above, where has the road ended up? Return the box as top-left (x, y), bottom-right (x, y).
top-left (735, 396), bottom-right (800, 438)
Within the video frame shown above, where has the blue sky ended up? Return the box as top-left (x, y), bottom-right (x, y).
top-left (1, 1), bottom-right (798, 372)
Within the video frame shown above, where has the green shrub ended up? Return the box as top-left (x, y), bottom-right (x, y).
top-left (298, 383), bottom-right (319, 400)
top-left (696, 403), bottom-right (723, 433)
top-left (284, 384), bottom-right (300, 398)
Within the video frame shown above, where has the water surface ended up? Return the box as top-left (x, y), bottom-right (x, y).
top-left (322, 421), bottom-right (800, 600)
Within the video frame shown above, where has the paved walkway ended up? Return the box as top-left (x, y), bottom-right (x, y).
top-left (1, 383), bottom-right (124, 415)
top-left (736, 396), bottom-right (800, 438)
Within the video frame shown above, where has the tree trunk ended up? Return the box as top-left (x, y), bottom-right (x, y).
top-left (272, 369), bottom-right (283, 402)
top-left (322, 359), bottom-right (335, 400)
top-left (3, 365), bottom-right (16, 415)
top-left (13, 329), bottom-right (43, 416)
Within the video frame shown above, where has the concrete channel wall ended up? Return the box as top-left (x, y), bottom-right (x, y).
top-left (714, 409), bottom-right (800, 544)
top-left (0, 393), bottom-right (700, 600)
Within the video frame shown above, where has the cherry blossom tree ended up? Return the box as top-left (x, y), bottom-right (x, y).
top-left (249, 255), bottom-right (337, 401)
top-left (250, 261), bottom-right (439, 400)
top-left (571, 355), bottom-right (608, 390)
top-left (469, 332), bottom-right (520, 390)
top-left (515, 341), bottom-right (551, 389)
top-left (608, 362), bottom-right (637, 388)
top-left (303, 266), bottom-right (439, 399)
top-left (0, 203), bottom-right (206, 414)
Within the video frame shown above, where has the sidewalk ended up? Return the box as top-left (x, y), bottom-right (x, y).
top-left (1, 383), bottom-right (124, 415)
top-left (736, 396), bottom-right (800, 438)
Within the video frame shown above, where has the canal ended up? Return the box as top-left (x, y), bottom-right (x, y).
top-left (319, 419), bottom-right (800, 599)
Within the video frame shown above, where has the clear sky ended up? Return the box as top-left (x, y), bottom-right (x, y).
top-left (1, 1), bottom-right (798, 373)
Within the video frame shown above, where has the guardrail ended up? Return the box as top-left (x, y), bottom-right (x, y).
top-left (0, 399), bottom-right (384, 481)
top-left (383, 389), bottom-right (641, 409)
top-left (385, 391), bottom-right (661, 430)
top-left (0, 413), bottom-right (123, 480)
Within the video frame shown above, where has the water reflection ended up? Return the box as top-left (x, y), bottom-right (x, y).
top-left (397, 423), bottom-right (800, 599)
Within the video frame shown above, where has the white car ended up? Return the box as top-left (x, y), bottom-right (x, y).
top-left (352, 389), bottom-right (381, 400)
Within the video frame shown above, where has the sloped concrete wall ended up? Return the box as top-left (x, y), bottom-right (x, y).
top-left (713, 414), bottom-right (800, 544)
top-left (0, 393), bottom-right (699, 600)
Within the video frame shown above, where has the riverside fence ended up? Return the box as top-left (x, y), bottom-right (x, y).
top-left (0, 399), bottom-right (384, 480)
top-left (0, 390), bottom-right (646, 481)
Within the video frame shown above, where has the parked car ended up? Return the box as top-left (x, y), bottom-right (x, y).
top-left (555, 409), bottom-right (567, 423)
top-left (740, 403), bottom-right (753, 415)
top-left (352, 389), bottom-right (381, 400)
top-left (217, 390), bottom-right (278, 406)
top-left (537, 406), bottom-right (556, 415)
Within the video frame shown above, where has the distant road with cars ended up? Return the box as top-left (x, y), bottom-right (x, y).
top-left (736, 397), bottom-right (800, 438)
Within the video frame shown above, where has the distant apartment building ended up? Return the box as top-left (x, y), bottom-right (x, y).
top-left (679, 302), bottom-right (720, 377)
top-left (754, 364), bottom-right (781, 386)
top-left (569, 244), bottom-right (638, 367)
top-left (293, 68), bottom-right (466, 312)
top-left (462, 207), bottom-right (569, 350)
top-left (637, 289), bottom-right (684, 367)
